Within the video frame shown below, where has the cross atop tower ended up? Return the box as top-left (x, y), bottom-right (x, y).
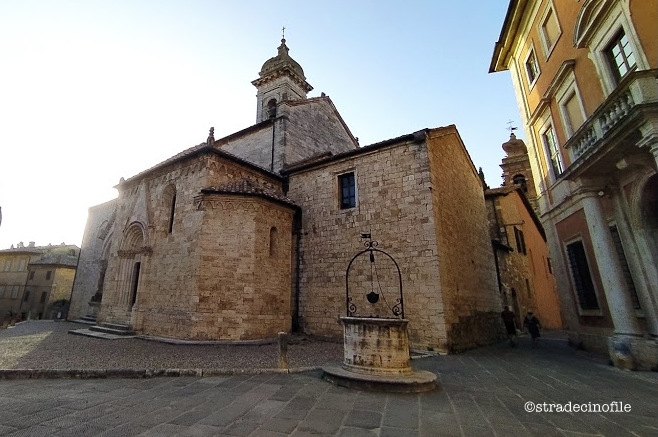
top-left (506, 119), bottom-right (517, 133)
top-left (506, 119), bottom-right (518, 138)
top-left (282, 26), bottom-right (285, 40)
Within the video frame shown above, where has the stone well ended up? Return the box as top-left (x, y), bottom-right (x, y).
top-left (323, 237), bottom-right (437, 392)
top-left (341, 316), bottom-right (412, 375)
top-left (323, 316), bottom-right (437, 393)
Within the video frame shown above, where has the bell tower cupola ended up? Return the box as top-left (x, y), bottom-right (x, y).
top-left (252, 36), bottom-right (313, 123)
top-left (500, 132), bottom-right (538, 209)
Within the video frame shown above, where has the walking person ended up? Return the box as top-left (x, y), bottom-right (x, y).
top-left (501, 306), bottom-right (517, 346)
top-left (524, 311), bottom-right (541, 348)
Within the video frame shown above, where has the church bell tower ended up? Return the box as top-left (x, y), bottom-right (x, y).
top-left (252, 37), bottom-right (313, 123)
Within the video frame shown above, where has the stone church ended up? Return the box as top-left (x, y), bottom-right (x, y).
top-left (69, 38), bottom-right (503, 352)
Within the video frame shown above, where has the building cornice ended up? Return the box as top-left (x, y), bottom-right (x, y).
top-left (489, 0), bottom-right (529, 73)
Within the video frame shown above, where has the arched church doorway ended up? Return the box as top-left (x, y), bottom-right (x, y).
top-left (118, 223), bottom-right (145, 313)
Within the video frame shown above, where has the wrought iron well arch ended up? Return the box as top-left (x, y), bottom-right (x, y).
top-left (345, 237), bottom-right (404, 318)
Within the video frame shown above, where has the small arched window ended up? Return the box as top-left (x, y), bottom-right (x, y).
top-left (267, 99), bottom-right (277, 119)
top-left (269, 227), bottom-right (278, 257)
top-left (163, 185), bottom-right (177, 234)
top-left (512, 174), bottom-right (528, 192)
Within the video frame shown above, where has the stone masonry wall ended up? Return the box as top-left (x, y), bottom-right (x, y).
top-left (426, 126), bottom-right (503, 351)
top-left (68, 199), bottom-right (116, 321)
top-left (217, 124), bottom-right (274, 172)
top-left (282, 98), bottom-right (357, 167)
top-left (100, 157), bottom-right (209, 329)
top-left (100, 151), bottom-right (292, 340)
top-left (287, 136), bottom-right (447, 350)
top-left (195, 196), bottom-right (295, 340)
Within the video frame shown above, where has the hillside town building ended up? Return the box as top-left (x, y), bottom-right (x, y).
top-left (0, 243), bottom-right (79, 324)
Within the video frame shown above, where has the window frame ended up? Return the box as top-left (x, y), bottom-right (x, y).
top-left (538, 2), bottom-right (562, 60)
top-left (604, 29), bottom-right (637, 83)
top-left (564, 238), bottom-right (602, 315)
top-left (585, 3), bottom-right (649, 96)
top-left (514, 226), bottom-right (527, 255)
top-left (540, 123), bottom-right (564, 180)
top-left (524, 47), bottom-right (541, 89)
top-left (552, 69), bottom-right (587, 141)
top-left (338, 171), bottom-right (357, 210)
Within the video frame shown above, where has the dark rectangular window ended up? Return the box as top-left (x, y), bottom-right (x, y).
top-left (339, 172), bottom-right (356, 209)
top-left (40, 292), bottom-right (47, 304)
top-left (514, 227), bottom-right (527, 255)
top-left (23, 291), bottom-right (30, 302)
top-left (29, 271), bottom-right (35, 280)
top-left (566, 241), bottom-right (599, 310)
top-left (46, 271), bottom-right (52, 280)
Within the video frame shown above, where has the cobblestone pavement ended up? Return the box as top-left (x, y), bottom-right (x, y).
top-left (0, 321), bottom-right (343, 372)
top-left (1, 322), bottom-right (658, 436)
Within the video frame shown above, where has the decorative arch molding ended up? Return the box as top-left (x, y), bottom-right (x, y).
top-left (573, 0), bottom-right (615, 48)
top-left (101, 233), bottom-right (113, 261)
top-left (195, 197), bottom-right (295, 219)
top-left (97, 210), bottom-right (116, 241)
top-left (628, 168), bottom-right (658, 229)
top-left (119, 221), bottom-right (149, 255)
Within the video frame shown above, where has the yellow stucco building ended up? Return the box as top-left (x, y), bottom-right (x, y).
top-left (491, 0), bottom-right (658, 369)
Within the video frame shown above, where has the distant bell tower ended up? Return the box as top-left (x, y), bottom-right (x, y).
top-left (500, 132), bottom-right (538, 209)
top-left (252, 34), bottom-right (313, 123)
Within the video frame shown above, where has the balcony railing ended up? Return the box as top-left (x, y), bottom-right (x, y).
top-left (565, 69), bottom-right (658, 161)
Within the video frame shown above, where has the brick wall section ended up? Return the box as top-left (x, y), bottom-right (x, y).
top-left (426, 126), bottom-right (503, 351)
top-left (68, 200), bottom-right (116, 321)
top-left (287, 134), bottom-right (449, 350)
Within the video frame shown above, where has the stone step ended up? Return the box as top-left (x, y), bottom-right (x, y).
top-left (89, 323), bottom-right (136, 336)
top-left (72, 315), bottom-right (97, 325)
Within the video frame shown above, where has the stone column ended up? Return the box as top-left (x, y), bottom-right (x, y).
top-left (611, 190), bottom-right (658, 337)
top-left (581, 192), bottom-right (642, 336)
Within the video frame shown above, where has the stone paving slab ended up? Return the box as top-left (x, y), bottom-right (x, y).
top-left (1, 326), bottom-right (657, 436)
top-left (1, 335), bottom-right (657, 436)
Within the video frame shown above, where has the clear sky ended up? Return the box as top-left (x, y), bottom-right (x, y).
top-left (0, 0), bottom-right (520, 250)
